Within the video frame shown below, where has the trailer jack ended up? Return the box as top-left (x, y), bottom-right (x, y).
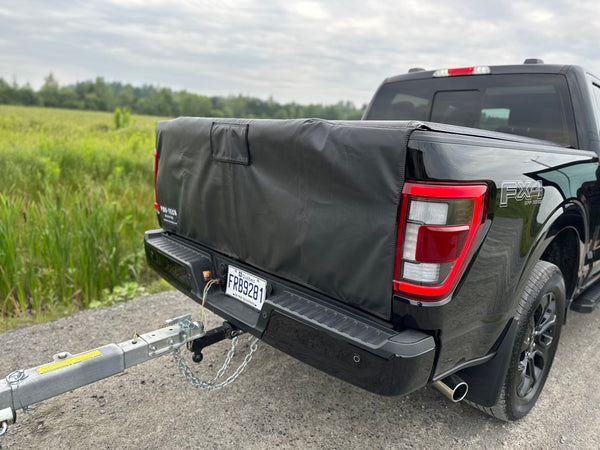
top-left (0, 314), bottom-right (245, 437)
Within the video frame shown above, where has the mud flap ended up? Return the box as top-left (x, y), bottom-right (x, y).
top-left (457, 318), bottom-right (518, 407)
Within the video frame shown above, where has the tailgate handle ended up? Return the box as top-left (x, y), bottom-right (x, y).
top-left (210, 122), bottom-right (250, 165)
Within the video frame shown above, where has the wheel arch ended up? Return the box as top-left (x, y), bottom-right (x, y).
top-left (524, 201), bottom-right (585, 304)
top-left (539, 212), bottom-right (584, 301)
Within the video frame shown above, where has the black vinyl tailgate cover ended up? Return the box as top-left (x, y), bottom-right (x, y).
top-left (155, 118), bottom-right (416, 320)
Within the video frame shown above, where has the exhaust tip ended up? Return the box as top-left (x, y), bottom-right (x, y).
top-left (433, 375), bottom-right (469, 403)
top-left (450, 381), bottom-right (468, 402)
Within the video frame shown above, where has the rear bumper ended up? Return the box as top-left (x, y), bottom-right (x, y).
top-left (144, 229), bottom-right (435, 395)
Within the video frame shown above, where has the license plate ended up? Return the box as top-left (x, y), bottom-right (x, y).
top-left (225, 265), bottom-right (267, 310)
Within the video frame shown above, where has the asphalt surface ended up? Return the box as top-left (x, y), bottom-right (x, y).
top-left (0, 290), bottom-right (598, 449)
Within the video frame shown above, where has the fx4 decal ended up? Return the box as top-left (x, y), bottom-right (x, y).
top-left (500, 180), bottom-right (544, 207)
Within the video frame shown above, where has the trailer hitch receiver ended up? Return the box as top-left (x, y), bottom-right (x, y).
top-left (188, 322), bottom-right (243, 362)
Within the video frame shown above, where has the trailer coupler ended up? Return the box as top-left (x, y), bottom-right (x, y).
top-left (0, 314), bottom-right (241, 437)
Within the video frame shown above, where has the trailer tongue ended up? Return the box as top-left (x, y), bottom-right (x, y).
top-left (0, 314), bottom-right (256, 437)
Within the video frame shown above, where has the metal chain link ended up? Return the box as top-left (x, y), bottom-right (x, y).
top-left (172, 335), bottom-right (259, 391)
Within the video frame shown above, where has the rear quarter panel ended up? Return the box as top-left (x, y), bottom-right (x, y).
top-left (398, 130), bottom-right (598, 376)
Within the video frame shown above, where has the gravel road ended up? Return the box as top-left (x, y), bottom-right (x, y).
top-left (0, 290), bottom-right (598, 449)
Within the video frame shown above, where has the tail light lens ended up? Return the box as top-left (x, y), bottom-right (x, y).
top-left (153, 148), bottom-right (159, 212)
top-left (394, 182), bottom-right (488, 302)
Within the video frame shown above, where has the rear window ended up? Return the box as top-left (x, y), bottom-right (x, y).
top-left (365, 74), bottom-right (577, 147)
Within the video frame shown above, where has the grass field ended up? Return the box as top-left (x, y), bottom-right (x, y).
top-left (0, 105), bottom-right (170, 330)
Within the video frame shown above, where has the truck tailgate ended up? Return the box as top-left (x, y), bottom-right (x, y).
top-left (155, 118), bottom-right (415, 320)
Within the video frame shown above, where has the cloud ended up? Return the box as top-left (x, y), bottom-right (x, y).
top-left (1, 0), bottom-right (600, 105)
top-left (293, 2), bottom-right (330, 20)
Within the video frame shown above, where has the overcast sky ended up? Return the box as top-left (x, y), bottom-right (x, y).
top-left (1, 0), bottom-right (599, 105)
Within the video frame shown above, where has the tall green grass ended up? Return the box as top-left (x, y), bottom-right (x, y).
top-left (0, 105), bottom-right (167, 327)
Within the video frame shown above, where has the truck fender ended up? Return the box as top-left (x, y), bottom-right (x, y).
top-left (512, 201), bottom-right (585, 310)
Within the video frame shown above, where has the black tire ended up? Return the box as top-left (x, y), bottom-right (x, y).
top-left (477, 261), bottom-right (566, 421)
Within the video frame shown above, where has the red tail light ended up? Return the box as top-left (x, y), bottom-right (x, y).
top-left (153, 148), bottom-right (159, 212)
top-left (393, 182), bottom-right (488, 302)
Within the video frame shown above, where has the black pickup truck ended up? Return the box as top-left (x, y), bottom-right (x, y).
top-left (145, 60), bottom-right (600, 421)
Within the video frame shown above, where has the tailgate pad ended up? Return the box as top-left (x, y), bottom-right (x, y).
top-left (155, 118), bottom-right (415, 320)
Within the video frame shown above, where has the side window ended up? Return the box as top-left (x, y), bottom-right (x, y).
top-left (591, 83), bottom-right (600, 131)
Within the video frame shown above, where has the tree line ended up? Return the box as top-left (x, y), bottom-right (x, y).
top-left (0, 73), bottom-right (366, 120)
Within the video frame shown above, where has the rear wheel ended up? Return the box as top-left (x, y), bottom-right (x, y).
top-left (479, 261), bottom-right (565, 421)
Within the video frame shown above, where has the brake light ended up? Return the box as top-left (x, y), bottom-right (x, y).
top-left (153, 148), bottom-right (159, 212)
top-left (394, 182), bottom-right (488, 302)
top-left (433, 66), bottom-right (490, 77)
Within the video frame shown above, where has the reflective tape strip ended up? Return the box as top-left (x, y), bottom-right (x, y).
top-left (37, 350), bottom-right (103, 375)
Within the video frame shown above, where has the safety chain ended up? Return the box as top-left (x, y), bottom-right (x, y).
top-left (173, 335), bottom-right (259, 391)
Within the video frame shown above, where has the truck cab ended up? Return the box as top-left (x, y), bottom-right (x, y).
top-left (364, 61), bottom-right (600, 153)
